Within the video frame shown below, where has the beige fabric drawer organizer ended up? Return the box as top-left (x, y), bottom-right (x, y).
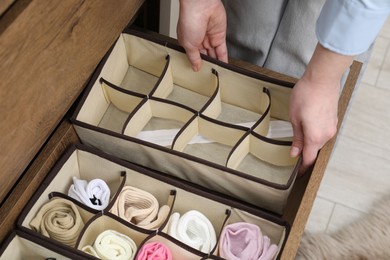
top-left (72, 29), bottom-right (301, 214)
top-left (16, 145), bottom-right (289, 259)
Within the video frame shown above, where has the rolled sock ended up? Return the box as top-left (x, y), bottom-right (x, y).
top-left (219, 222), bottom-right (278, 260)
top-left (81, 245), bottom-right (99, 257)
top-left (68, 176), bottom-right (110, 210)
top-left (167, 210), bottom-right (216, 254)
top-left (110, 186), bottom-right (169, 230)
top-left (88, 229), bottom-right (137, 260)
top-left (29, 198), bottom-right (84, 247)
top-left (136, 241), bottom-right (172, 260)
top-left (259, 236), bottom-right (278, 260)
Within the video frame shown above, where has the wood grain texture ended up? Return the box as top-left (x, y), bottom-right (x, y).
top-left (0, 0), bottom-right (144, 204)
top-left (0, 120), bottom-right (79, 243)
top-left (229, 58), bottom-right (298, 84)
top-left (280, 61), bottom-right (362, 260)
top-left (0, 0), bottom-right (17, 17)
top-left (0, 0), bottom-right (32, 34)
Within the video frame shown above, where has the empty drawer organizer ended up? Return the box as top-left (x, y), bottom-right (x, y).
top-left (16, 145), bottom-right (289, 259)
top-left (71, 29), bottom-right (300, 214)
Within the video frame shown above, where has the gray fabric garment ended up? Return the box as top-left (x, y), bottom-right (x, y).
top-left (222, 0), bottom-right (289, 68)
top-left (263, 0), bottom-right (326, 78)
top-left (222, 0), bottom-right (371, 79)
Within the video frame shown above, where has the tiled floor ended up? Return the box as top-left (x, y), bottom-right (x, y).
top-left (304, 18), bottom-right (390, 235)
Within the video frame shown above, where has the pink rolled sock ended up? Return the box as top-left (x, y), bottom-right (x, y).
top-left (136, 241), bottom-right (172, 260)
top-left (219, 222), bottom-right (278, 260)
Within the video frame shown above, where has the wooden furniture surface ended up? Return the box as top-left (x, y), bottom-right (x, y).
top-left (0, 2), bottom-right (360, 259)
top-left (0, 0), bottom-right (144, 204)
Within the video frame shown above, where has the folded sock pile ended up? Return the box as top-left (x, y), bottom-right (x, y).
top-left (110, 186), bottom-right (170, 230)
top-left (29, 198), bottom-right (84, 247)
top-left (167, 210), bottom-right (216, 254)
top-left (68, 176), bottom-right (110, 211)
top-left (82, 229), bottom-right (137, 260)
top-left (219, 222), bottom-right (278, 260)
top-left (136, 241), bottom-right (172, 260)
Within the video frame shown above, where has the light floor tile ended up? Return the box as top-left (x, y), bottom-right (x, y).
top-left (362, 37), bottom-right (390, 85)
top-left (316, 84), bottom-right (390, 212)
top-left (340, 83), bottom-right (390, 146)
top-left (376, 46), bottom-right (390, 90)
top-left (326, 204), bottom-right (366, 234)
top-left (304, 197), bottom-right (334, 233)
top-left (318, 136), bottom-right (390, 212)
top-left (379, 16), bottom-right (390, 39)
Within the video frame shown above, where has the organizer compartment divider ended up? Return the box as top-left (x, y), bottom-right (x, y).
top-left (176, 115), bottom-right (250, 166)
top-left (252, 87), bottom-right (272, 136)
top-left (123, 97), bottom-right (197, 147)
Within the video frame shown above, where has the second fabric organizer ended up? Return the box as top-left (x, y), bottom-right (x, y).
top-left (71, 29), bottom-right (300, 214)
top-left (16, 144), bottom-right (288, 259)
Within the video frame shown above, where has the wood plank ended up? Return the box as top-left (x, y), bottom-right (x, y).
top-left (280, 61), bottom-right (362, 260)
top-left (0, 0), bottom-right (32, 34)
top-left (0, 120), bottom-right (79, 243)
top-left (229, 58), bottom-right (298, 84)
top-left (0, 0), bottom-right (144, 204)
top-left (0, 0), bottom-right (17, 17)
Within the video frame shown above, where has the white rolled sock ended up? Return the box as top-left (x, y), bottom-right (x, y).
top-left (167, 210), bottom-right (216, 254)
top-left (68, 176), bottom-right (110, 211)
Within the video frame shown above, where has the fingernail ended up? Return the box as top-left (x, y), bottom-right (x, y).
top-left (290, 146), bottom-right (300, 157)
top-left (192, 65), bottom-right (199, 72)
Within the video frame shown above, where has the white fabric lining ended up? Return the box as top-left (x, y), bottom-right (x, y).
top-left (135, 120), bottom-right (293, 147)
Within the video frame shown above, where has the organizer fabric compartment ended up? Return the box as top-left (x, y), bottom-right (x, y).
top-left (0, 230), bottom-right (86, 260)
top-left (16, 145), bottom-right (289, 259)
top-left (71, 29), bottom-right (300, 214)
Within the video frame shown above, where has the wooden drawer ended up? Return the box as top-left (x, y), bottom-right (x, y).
top-left (0, 61), bottom-right (361, 259)
top-left (0, 1), bottom-right (361, 259)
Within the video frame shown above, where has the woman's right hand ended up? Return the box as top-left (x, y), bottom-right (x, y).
top-left (177, 0), bottom-right (228, 72)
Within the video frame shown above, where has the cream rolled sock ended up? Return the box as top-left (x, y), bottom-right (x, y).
top-left (82, 229), bottom-right (137, 260)
top-left (81, 245), bottom-right (99, 257)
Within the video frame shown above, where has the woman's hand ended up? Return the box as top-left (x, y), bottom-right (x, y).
top-left (177, 0), bottom-right (228, 71)
top-left (290, 43), bottom-right (354, 174)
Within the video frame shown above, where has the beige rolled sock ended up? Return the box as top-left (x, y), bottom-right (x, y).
top-left (110, 186), bottom-right (169, 230)
top-left (29, 198), bottom-right (84, 247)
